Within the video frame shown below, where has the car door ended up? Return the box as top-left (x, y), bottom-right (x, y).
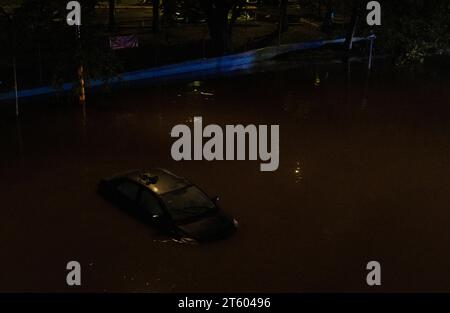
top-left (136, 189), bottom-right (165, 222)
top-left (115, 179), bottom-right (141, 209)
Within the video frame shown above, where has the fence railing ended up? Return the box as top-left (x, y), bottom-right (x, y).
top-left (0, 35), bottom-right (375, 103)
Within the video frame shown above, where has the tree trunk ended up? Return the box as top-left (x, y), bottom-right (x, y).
top-left (108, 0), bottom-right (116, 30)
top-left (152, 0), bottom-right (160, 32)
top-left (278, 0), bottom-right (288, 34)
top-left (163, 0), bottom-right (176, 26)
top-left (201, 0), bottom-right (233, 55)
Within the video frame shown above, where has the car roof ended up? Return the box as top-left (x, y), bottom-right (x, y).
top-left (126, 168), bottom-right (191, 195)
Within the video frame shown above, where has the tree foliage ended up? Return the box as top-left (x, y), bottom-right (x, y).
top-left (376, 0), bottom-right (450, 65)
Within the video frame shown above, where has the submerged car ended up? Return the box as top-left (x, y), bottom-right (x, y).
top-left (98, 168), bottom-right (238, 242)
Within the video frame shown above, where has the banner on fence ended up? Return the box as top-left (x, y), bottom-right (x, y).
top-left (110, 35), bottom-right (139, 50)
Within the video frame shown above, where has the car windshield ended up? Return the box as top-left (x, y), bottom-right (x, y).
top-left (161, 186), bottom-right (215, 222)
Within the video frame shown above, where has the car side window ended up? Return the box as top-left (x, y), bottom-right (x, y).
top-left (117, 180), bottom-right (140, 201)
top-left (138, 190), bottom-right (163, 216)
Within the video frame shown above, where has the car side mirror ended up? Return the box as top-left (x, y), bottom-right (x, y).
top-left (152, 214), bottom-right (163, 224)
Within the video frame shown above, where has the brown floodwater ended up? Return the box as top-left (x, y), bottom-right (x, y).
top-left (0, 56), bottom-right (449, 292)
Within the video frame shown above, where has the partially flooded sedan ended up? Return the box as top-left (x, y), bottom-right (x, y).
top-left (98, 168), bottom-right (238, 242)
